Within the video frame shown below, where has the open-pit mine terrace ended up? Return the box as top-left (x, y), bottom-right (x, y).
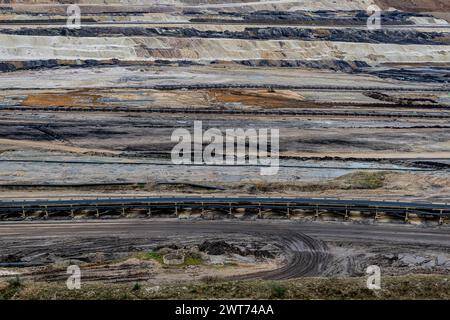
top-left (0, 1), bottom-right (449, 289)
top-left (0, 1), bottom-right (449, 202)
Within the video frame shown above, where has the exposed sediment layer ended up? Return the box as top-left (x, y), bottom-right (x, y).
top-left (1, 35), bottom-right (449, 63)
top-left (1, 26), bottom-right (448, 45)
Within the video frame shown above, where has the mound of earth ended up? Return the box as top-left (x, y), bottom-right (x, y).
top-left (198, 240), bottom-right (242, 255)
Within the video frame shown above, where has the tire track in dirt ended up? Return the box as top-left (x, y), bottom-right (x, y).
top-left (1, 220), bottom-right (448, 282)
top-left (0, 220), bottom-right (331, 282)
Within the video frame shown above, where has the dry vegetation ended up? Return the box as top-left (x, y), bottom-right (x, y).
top-left (2, 274), bottom-right (449, 300)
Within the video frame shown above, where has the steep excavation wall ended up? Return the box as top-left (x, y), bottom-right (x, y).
top-left (2, 0), bottom-right (376, 10)
top-left (186, 0), bottom-right (376, 11)
top-left (2, 0), bottom-right (447, 25)
top-left (1, 34), bottom-right (449, 64)
top-left (374, 0), bottom-right (450, 12)
top-left (3, 0), bottom-right (447, 13)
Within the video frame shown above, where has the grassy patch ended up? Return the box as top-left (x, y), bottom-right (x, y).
top-left (2, 274), bottom-right (448, 300)
top-left (234, 171), bottom-right (387, 193)
top-left (135, 251), bottom-right (204, 267)
top-left (0, 276), bottom-right (22, 300)
top-left (267, 282), bottom-right (287, 299)
top-left (132, 282), bottom-right (141, 291)
top-left (334, 171), bottom-right (386, 190)
top-left (135, 251), bottom-right (164, 263)
top-left (184, 256), bottom-right (203, 266)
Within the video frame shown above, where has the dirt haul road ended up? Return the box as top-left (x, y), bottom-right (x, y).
top-left (0, 219), bottom-right (449, 280)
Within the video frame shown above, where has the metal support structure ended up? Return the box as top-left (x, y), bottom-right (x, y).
top-left (0, 197), bottom-right (449, 223)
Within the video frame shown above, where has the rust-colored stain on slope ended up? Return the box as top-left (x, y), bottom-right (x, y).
top-left (22, 91), bottom-right (104, 108)
top-left (375, 0), bottom-right (450, 12)
top-left (208, 89), bottom-right (305, 108)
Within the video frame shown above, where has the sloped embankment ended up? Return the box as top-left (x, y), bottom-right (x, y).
top-left (0, 34), bottom-right (449, 64)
